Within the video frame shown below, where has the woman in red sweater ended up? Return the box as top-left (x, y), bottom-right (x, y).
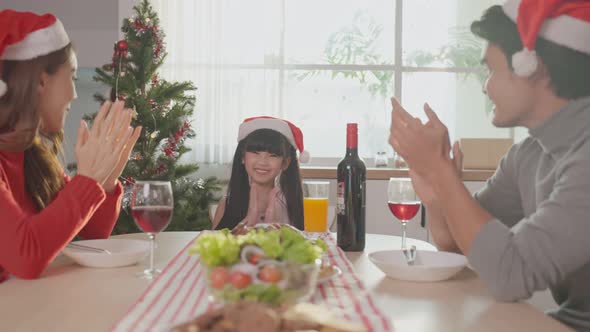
top-left (0, 10), bottom-right (142, 282)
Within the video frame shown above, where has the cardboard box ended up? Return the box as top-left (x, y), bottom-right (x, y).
top-left (460, 138), bottom-right (513, 170)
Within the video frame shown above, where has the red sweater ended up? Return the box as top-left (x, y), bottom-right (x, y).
top-left (0, 150), bottom-right (122, 282)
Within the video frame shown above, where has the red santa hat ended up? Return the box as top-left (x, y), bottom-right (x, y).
top-left (0, 10), bottom-right (70, 97)
top-left (238, 116), bottom-right (310, 163)
top-left (502, 0), bottom-right (590, 77)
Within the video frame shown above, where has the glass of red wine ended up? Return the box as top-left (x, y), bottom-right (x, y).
top-left (387, 177), bottom-right (420, 250)
top-left (131, 181), bottom-right (174, 279)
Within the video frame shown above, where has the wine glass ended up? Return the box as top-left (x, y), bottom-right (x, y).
top-left (131, 181), bottom-right (174, 279)
top-left (387, 178), bottom-right (420, 250)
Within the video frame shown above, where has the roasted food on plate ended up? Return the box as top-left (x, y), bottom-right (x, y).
top-left (170, 301), bottom-right (367, 332)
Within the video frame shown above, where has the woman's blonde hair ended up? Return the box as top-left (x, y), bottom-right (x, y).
top-left (0, 44), bottom-right (73, 210)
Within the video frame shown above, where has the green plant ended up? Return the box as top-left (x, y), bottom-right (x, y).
top-left (405, 27), bottom-right (486, 83)
top-left (292, 11), bottom-right (393, 99)
top-left (295, 12), bottom-right (486, 100)
top-left (90, 0), bottom-right (221, 233)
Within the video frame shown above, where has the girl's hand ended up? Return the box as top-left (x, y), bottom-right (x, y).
top-left (74, 101), bottom-right (139, 190)
top-left (263, 187), bottom-right (282, 223)
top-left (244, 183), bottom-right (262, 226)
top-left (243, 184), bottom-right (284, 225)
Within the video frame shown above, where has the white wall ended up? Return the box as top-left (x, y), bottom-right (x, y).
top-left (0, 0), bottom-right (124, 67)
top-left (0, 0), bottom-right (140, 66)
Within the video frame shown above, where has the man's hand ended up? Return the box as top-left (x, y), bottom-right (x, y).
top-left (409, 141), bottom-right (463, 206)
top-left (389, 98), bottom-right (453, 180)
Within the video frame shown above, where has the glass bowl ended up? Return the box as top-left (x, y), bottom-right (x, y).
top-left (205, 255), bottom-right (320, 307)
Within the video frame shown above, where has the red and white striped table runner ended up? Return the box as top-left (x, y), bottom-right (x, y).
top-left (112, 233), bottom-right (392, 332)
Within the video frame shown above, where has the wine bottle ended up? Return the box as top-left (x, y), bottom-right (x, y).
top-left (336, 123), bottom-right (366, 251)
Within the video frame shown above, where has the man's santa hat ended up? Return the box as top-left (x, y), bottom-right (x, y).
top-left (502, 0), bottom-right (590, 77)
top-left (0, 10), bottom-right (70, 97)
top-left (238, 116), bottom-right (310, 163)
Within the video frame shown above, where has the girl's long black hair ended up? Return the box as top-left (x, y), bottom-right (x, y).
top-left (215, 129), bottom-right (304, 230)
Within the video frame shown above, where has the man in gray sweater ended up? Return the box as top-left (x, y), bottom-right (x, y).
top-left (389, 0), bottom-right (590, 331)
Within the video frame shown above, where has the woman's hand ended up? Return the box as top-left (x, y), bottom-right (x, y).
top-left (102, 117), bottom-right (142, 192)
top-left (75, 101), bottom-right (141, 190)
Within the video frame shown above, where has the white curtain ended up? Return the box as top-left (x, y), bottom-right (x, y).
top-left (151, 0), bottom-right (283, 164)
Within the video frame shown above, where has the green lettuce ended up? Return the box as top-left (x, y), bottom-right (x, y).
top-left (188, 230), bottom-right (240, 266)
top-left (189, 227), bottom-right (326, 266)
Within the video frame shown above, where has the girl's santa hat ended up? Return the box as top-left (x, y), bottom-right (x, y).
top-left (502, 0), bottom-right (590, 77)
top-left (238, 116), bottom-right (310, 163)
top-left (0, 10), bottom-right (70, 97)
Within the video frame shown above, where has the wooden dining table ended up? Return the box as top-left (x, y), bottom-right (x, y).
top-left (0, 232), bottom-right (572, 332)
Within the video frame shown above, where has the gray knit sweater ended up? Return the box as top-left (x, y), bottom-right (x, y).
top-left (470, 97), bottom-right (590, 331)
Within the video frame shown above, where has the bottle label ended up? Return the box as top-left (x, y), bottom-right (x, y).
top-left (336, 181), bottom-right (345, 214)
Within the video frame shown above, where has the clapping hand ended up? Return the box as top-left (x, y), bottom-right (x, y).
top-left (388, 97), bottom-right (463, 205)
top-left (75, 101), bottom-right (141, 191)
top-left (389, 98), bottom-right (452, 178)
top-left (241, 183), bottom-right (283, 226)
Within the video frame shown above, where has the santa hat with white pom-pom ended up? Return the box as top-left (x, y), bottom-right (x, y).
top-left (238, 116), bottom-right (310, 163)
top-left (0, 10), bottom-right (70, 97)
top-left (502, 0), bottom-right (590, 77)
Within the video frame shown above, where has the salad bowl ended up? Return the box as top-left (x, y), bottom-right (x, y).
top-left (189, 226), bottom-right (327, 306)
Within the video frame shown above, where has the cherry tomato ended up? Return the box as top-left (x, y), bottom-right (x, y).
top-left (210, 267), bottom-right (229, 289)
top-left (249, 254), bottom-right (263, 265)
top-left (259, 265), bottom-right (282, 283)
top-left (230, 272), bottom-right (252, 289)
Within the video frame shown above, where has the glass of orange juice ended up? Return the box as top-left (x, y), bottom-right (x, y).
top-left (303, 181), bottom-right (330, 232)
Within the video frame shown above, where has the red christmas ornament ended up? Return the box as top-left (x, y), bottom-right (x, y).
top-left (112, 50), bottom-right (127, 61)
top-left (164, 147), bottom-right (174, 157)
top-left (116, 40), bottom-right (129, 52)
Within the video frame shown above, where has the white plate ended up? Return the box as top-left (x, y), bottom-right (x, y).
top-left (368, 250), bottom-right (467, 282)
top-left (62, 239), bottom-right (150, 268)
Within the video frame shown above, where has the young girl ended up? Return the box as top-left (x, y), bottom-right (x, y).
top-left (213, 117), bottom-right (309, 231)
top-left (0, 10), bottom-right (141, 282)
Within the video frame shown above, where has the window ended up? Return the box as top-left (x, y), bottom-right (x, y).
top-left (152, 0), bottom-right (507, 165)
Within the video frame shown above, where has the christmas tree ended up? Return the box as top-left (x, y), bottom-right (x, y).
top-left (91, 0), bottom-right (221, 234)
